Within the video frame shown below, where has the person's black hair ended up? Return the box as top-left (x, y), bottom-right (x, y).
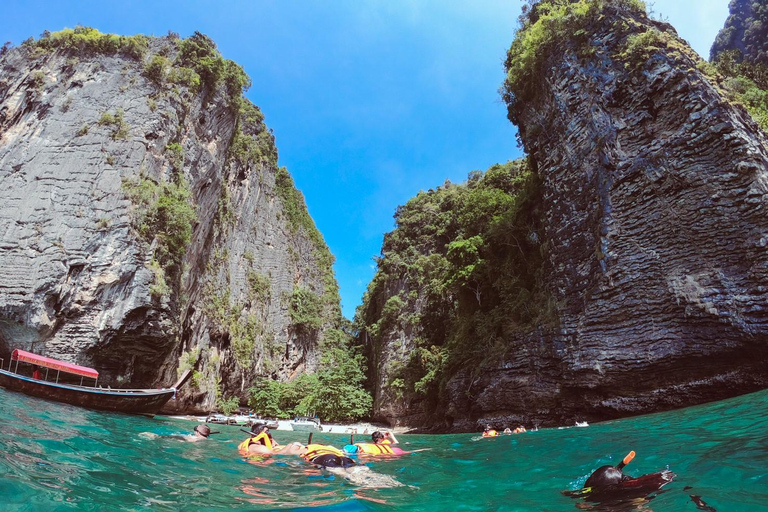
top-left (371, 431), bottom-right (385, 442)
top-left (585, 466), bottom-right (628, 490)
top-left (250, 423), bottom-right (269, 434)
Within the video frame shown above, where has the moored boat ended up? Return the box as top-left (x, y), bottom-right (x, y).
top-left (0, 349), bottom-right (191, 416)
top-left (289, 416), bottom-right (321, 432)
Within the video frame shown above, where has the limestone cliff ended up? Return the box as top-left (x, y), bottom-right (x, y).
top-left (0, 29), bottom-right (341, 413)
top-left (359, 0), bottom-right (768, 431)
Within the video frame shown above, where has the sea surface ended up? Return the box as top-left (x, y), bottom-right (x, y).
top-left (1, 387), bottom-right (767, 511)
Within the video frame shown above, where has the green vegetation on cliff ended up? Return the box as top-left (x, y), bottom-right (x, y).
top-left (503, 0), bottom-right (646, 112)
top-left (122, 174), bottom-right (197, 300)
top-left (275, 167), bottom-right (341, 320)
top-left (355, 160), bottom-right (546, 407)
top-left (711, 0), bottom-right (768, 64)
top-left (248, 326), bottom-right (372, 422)
top-left (710, 50), bottom-right (768, 131)
top-left (709, 0), bottom-right (768, 132)
top-left (26, 26), bottom-right (148, 59)
top-left (503, 0), bottom-right (766, 134)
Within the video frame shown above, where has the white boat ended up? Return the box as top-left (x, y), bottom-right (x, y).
top-left (289, 416), bottom-right (321, 432)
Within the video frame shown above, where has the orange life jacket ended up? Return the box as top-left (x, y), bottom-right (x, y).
top-left (355, 443), bottom-right (396, 455)
top-left (302, 444), bottom-right (344, 461)
top-left (238, 432), bottom-right (276, 455)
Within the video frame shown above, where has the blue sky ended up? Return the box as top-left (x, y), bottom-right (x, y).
top-left (1, 1), bottom-right (730, 318)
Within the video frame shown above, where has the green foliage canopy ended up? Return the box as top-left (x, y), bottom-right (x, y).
top-left (248, 328), bottom-right (372, 422)
top-left (355, 160), bottom-right (547, 407)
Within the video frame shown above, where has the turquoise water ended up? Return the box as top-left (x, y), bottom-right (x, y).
top-left (1, 388), bottom-right (767, 511)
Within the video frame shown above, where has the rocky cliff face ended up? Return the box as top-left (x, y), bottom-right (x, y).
top-left (361, 0), bottom-right (768, 431)
top-left (0, 30), bottom-right (340, 412)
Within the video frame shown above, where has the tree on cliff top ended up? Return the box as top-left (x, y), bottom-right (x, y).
top-left (710, 0), bottom-right (768, 65)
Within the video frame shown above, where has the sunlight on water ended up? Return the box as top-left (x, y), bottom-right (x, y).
top-left (1, 387), bottom-right (767, 511)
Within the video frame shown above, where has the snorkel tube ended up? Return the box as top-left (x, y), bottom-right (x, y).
top-left (617, 450), bottom-right (635, 470)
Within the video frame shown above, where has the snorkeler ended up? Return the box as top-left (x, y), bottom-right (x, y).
top-left (140, 423), bottom-right (218, 442)
top-left (564, 451), bottom-right (675, 502)
top-left (302, 443), bottom-right (357, 468)
top-left (296, 443), bottom-right (404, 488)
top-left (238, 422), bottom-right (303, 456)
top-left (187, 424), bottom-right (214, 442)
top-left (371, 430), bottom-right (399, 445)
top-left (482, 425), bottom-right (499, 437)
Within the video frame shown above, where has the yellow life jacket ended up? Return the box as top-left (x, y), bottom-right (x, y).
top-left (303, 444), bottom-right (344, 460)
top-left (355, 443), bottom-right (395, 455)
top-left (482, 430), bottom-right (498, 437)
top-left (238, 432), bottom-right (274, 454)
top-left (380, 439), bottom-right (393, 445)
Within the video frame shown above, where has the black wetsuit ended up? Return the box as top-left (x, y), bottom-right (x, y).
top-left (310, 454), bottom-right (356, 468)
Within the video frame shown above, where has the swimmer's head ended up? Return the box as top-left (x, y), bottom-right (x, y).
top-left (250, 423), bottom-right (269, 435)
top-left (584, 466), bottom-right (625, 490)
top-left (193, 424), bottom-right (211, 438)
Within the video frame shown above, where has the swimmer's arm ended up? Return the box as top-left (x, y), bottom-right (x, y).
top-left (247, 444), bottom-right (274, 455)
top-left (386, 432), bottom-right (400, 444)
top-left (273, 442), bottom-right (305, 455)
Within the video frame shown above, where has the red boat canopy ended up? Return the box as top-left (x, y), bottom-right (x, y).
top-left (11, 349), bottom-right (99, 380)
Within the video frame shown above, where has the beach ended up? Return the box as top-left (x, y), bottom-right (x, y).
top-left (168, 414), bottom-right (412, 434)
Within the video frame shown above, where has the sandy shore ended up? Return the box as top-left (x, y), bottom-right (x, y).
top-left (166, 414), bottom-right (411, 435)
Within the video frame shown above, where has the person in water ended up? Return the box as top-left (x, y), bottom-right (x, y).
top-left (187, 424), bottom-right (213, 442)
top-left (301, 443), bottom-right (357, 468)
top-left (371, 430), bottom-right (399, 445)
top-left (565, 451), bottom-right (675, 502)
top-left (295, 443), bottom-right (404, 488)
top-left (140, 423), bottom-right (217, 442)
top-left (238, 423), bottom-right (303, 456)
top-left (482, 425), bottom-right (499, 437)
top-left (503, 427), bottom-right (512, 434)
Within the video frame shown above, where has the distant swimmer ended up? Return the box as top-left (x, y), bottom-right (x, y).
top-left (238, 423), bottom-right (303, 456)
top-left (140, 424), bottom-right (218, 442)
top-left (512, 425), bottom-right (526, 434)
top-left (503, 427), bottom-right (512, 434)
top-left (343, 442), bottom-right (406, 456)
top-left (563, 451), bottom-right (675, 503)
top-left (344, 431), bottom-right (428, 456)
top-left (482, 425), bottom-right (499, 437)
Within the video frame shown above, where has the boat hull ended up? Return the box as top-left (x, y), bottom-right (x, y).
top-left (0, 369), bottom-right (176, 416)
top-left (290, 422), bottom-right (321, 432)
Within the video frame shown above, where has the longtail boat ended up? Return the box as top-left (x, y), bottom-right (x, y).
top-left (0, 349), bottom-right (191, 416)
